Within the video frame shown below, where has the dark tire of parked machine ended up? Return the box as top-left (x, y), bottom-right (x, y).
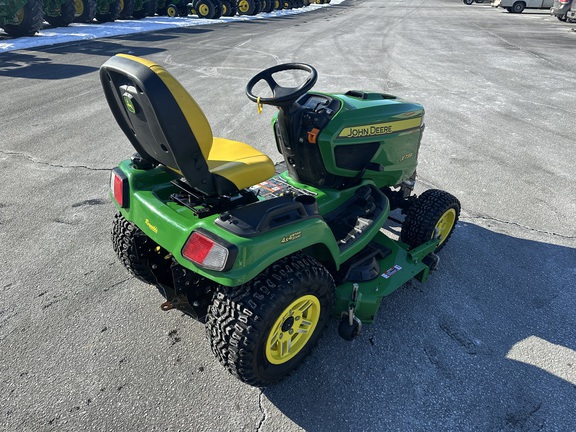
top-left (0, 0), bottom-right (331, 38)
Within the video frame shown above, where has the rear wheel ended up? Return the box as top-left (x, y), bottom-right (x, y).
top-left (166, 3), bottom-right (178, 16)
top-left (237, 0), bottom-right (257, 15)
top-left (74, 0), bottom-right (97, 22)
top-left (274, 0), bottom-right (283, 9)
top-left (1, 0), bottom-right (44, 36)
top-left (132, 7), bottom-right (146, 18)
top-left (112, 212), bottom-right (162, 285)
top-left (96, 0), bottom-right (121, 22)
top-left (510, 1), bottom-right (525, 13)
top-left (261, 0), bottom-right (275, 12)
top-left (206, 254), bottom-right (335, 386)
top-left (463, 0), bottom-right (474, 4)
top-left (400, 189), bottom-right (460, 253)
top-left (221, 0), bottom-right (236, 15)
top-left (144, 0), bottom-right (158, 15)
top-left (156, 0), bottom-right (168, 14)
top-left (45, 0), bottom-right (76, 27)
top-left (118, 0), bottom-right (135, 18)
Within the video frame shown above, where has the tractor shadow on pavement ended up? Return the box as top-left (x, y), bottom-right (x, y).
top-left (0, 52), bottom-right (98, 79)
top-left (264, 222), bottom-right (576, 431)
top-left (0, 41), bottom-right (167, 79)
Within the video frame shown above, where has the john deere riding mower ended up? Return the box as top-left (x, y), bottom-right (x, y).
top-left (100, 55), bottom-right (460, 386)
top-left (0, 0), bottom-right (43, 36)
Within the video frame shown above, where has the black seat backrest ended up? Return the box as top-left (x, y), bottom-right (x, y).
top-left (100, 54), bottom-right (221, 196)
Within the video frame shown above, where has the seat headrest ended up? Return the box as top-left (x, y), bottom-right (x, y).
top-left (100, 54), bottom-right (215, 191)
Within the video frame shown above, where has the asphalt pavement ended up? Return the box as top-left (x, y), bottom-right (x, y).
top-left (1, 0), bottom-right (575, 431)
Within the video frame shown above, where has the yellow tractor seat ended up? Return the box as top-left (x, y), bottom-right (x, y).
top-left (99, 54), bottom-right (275, 196)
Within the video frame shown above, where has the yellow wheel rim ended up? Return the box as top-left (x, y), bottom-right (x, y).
top-left (266, 295), bottom-right (321, 365)
top-left (198, 3), bottom-right (209, 14)
top-left (74, 0), bottom-right (84, 15)
top-left (119, 0), bottom-right (124, 12)
top-left (434, 208), bottom-right (456, 246)
top-left (238, 0), bottom-right (249, 12)
top-left (167, 6), bottom-right (177, 16)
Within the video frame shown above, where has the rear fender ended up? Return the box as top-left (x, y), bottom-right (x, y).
top-left (113, 160), bottom-right (343, 287)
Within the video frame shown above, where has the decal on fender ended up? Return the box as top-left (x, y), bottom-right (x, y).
top-left (145, 218), bottom-right (158, 234)
top-left (382, 265), bottom-right (402, 279)
top-left (281, 231), bottom-right (302, 244)
top-left (338, 118), bottom-right (422, 139)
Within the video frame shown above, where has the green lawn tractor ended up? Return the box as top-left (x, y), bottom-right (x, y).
top-left (0, 0), bottom-right (44, 36)
top-left (100, 55), bottom-right (460, 387)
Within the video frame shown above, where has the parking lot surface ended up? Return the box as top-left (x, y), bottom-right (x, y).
top-left (1, 0), bottom-right (575, 431)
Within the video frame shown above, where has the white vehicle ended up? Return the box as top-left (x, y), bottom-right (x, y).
top-left (491, 0), bottom-right (554, 13)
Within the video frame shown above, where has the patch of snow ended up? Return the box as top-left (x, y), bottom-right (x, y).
top-left (0, 1), bottom-right (344, 53)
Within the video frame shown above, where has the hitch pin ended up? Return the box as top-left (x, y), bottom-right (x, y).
top-left (160, 301), bottom-right (174, 311)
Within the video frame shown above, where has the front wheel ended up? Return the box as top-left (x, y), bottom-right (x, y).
top-left (206, 254), bottom-right (335, 386)
top-left (237, 0), bottom-right (258, 15)
top-left (261, 0), bottom-right (275, 12)
top-left (463, 0), bottom-right (474, 4)
top-left (510, 1), bottom-right (525, 13)
top-left (195, 0), bottom-right (219, 18)
top-left (221, 0), bottom-right (236, 15)
top-left (400, 189), bottom-right (461, 253)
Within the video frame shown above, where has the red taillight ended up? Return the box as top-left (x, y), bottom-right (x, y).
top-left (110, 168), bottom-right (129, 208)
top-left (182, 230), bottom-right (235, 271)
top-left (560, 0), bottom-right (569, 3)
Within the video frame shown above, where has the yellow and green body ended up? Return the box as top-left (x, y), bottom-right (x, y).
top-left (113, 163), bottom-right (437, 322)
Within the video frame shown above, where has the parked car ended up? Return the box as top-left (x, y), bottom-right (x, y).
top-left (565, 0), bottom-right (576, 20)
top-left (491, 0), bottom-right (554, 13)
top-left (463, 0), bottom-right (487, 5)
top-left (550, 0), bottom-right (573, 20)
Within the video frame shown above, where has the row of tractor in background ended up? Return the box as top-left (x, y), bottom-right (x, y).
top-left (0, 0), bottom-right (330, 37)
top-left (464, 0), bottom-right (576, 23)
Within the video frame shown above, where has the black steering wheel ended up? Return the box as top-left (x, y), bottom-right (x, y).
top-left (245, 63), bottom-right (318, 107)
